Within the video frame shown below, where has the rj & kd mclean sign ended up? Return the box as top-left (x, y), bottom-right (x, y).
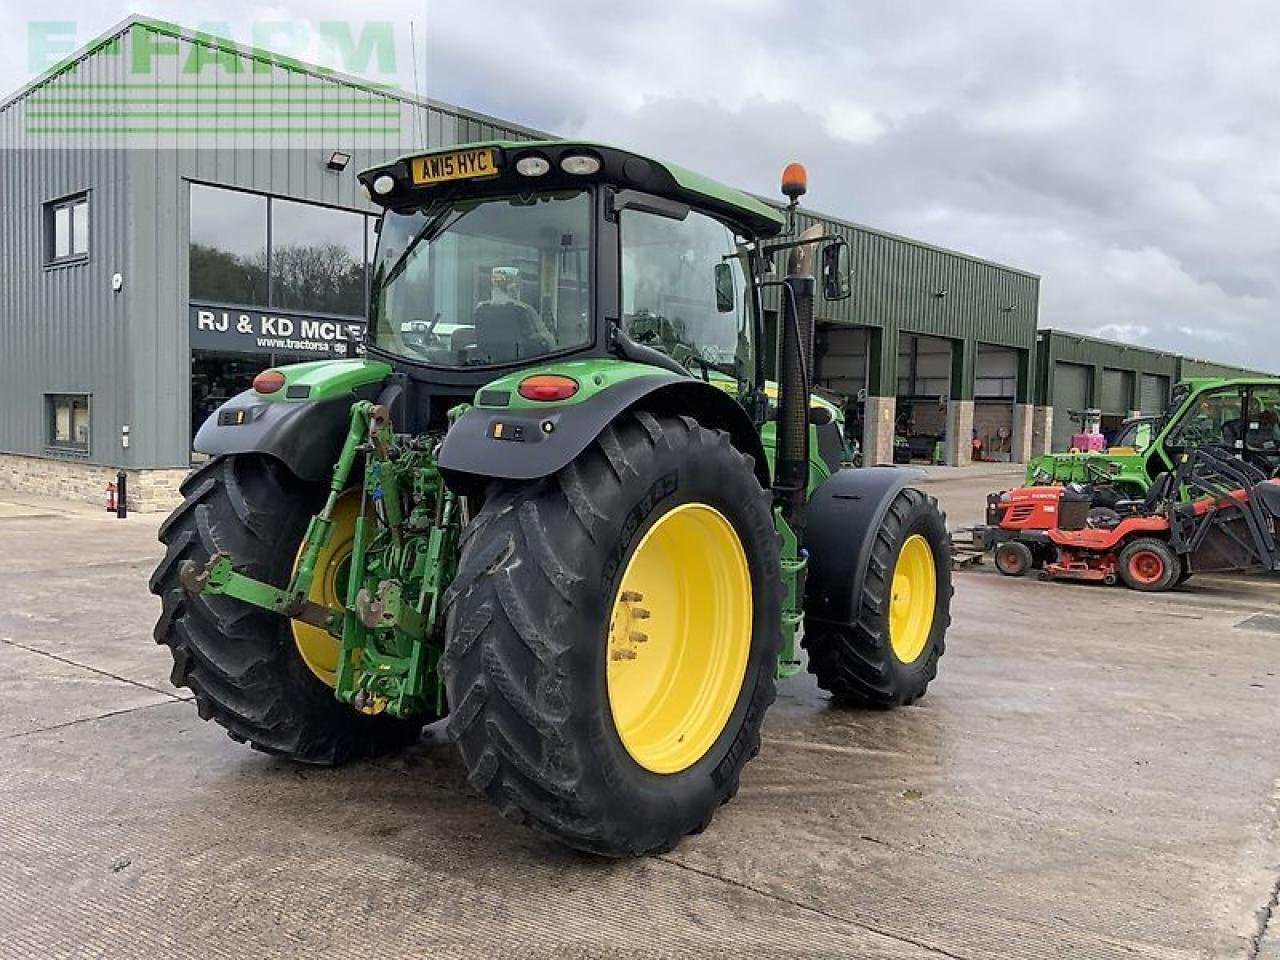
top-left (189, 303), bottom-right (364, 358)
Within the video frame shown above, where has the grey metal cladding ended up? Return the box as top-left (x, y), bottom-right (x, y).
top-left (0, 17), bottom-right (544, 469)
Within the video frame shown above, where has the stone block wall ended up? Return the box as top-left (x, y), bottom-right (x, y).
top-left (863, 395), bottom-right (897, 465)
top-left (0, 453), bottom-right (188, 512)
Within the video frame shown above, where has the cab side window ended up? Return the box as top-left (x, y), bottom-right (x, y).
top-left (1167, 388), bottom-right (1243, 450)
top-left (1244, 386), bottom-right (1280, 452)
top-left (619, 207), bottom-right (751, 378)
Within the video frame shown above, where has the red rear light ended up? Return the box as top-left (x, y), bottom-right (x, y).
top-left (517, 374), bottom-right (579, 402)
top-left (253, 369), bottom-right (286, 394)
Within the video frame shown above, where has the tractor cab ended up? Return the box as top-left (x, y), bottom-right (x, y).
top-left (360, 143), bottom-right (781, 399)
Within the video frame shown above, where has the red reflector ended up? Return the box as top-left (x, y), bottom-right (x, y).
top-left (517, 375), bottom-right (579, 402)
top-left (253, 369), bottom-right (286, 394)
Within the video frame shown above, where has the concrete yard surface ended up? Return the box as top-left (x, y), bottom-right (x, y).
top-left (1, 481), bottom-right (1278, 959)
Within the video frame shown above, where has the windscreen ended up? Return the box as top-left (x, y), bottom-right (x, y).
top-left (370, 191), bottom-right (592, 367)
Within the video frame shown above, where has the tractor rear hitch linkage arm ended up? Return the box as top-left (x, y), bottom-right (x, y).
top-left (177, 401), bottom-right (383, 632)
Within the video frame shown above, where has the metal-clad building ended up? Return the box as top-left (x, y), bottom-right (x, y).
top-left (1031, 329), bottom-right (1271, 452)
top-left (0, 16), bottom-right (542, 504)
top-left (770, 208), bottom-right (1041, 466)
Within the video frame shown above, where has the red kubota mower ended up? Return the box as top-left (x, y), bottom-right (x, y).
top-left (973, 446), bottom-right (1280, 592)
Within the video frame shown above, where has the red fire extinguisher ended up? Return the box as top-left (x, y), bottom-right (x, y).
top-left (105, 481), bottom-right (117, 513)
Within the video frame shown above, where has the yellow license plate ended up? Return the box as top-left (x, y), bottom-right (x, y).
top-left (410, 147), bottom-right (500, 185)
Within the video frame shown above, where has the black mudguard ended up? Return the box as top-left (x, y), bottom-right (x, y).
top-left (193, 388), bottom-right (378, 483)
top-left (439, 374), bottom-right (772, 491)
top-left (802, 466), bottom-right (919, 628)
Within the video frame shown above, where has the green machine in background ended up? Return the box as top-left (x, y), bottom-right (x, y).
top-left (1028, 376), bottom-right (1280, 505)
top-left (152, 142), bottom-right (952, 857)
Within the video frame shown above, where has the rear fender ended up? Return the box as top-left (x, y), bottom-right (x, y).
top-left (192, 360), bottom-right (392, 482)
top-left (802, 466), bottom-right (917, 628)
top-left (438, 370), bottom-right (770, 491)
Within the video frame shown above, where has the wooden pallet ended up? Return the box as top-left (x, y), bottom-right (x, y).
top-left (949, 532), bottom-right (985, 568)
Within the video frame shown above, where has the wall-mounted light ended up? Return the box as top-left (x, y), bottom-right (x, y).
top-left (326, 150), bottom-right (352, 172)
top-left (933, 289), bottom-right (948, 299)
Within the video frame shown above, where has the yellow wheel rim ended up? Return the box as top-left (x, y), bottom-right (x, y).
top-left (606, 503), bottom-right (753, 775)
top-left (889, 534), bottom-right (937, 664)
top-left (290, 491), bottom-right (362, 688)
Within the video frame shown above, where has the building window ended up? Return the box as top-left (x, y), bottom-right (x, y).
top-left (45, 193), bottom-right (89, 265)
top-left (189, 183), bottom-right (373, 317)
top-left (189, 185), bottom-right (268, 306)
top-left (270, 198), bottom-right (367, 316)
top-left (47, 394), bottom-right (90, 452)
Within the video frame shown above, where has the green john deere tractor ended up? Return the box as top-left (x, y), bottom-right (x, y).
top-left (1027, 376), bottom-right (1280, 506)
top-left (151, 142), bottom-right (952, 856)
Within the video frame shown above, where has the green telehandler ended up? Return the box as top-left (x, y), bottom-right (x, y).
top-left (1027, 376), bottom-right (1280, 506)
top-left (151, 142), bottom-right (952, 856)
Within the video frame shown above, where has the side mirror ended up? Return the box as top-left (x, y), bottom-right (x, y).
top-left (714, 261), bottom-right (735, 313)
top-left (821, 239), bottom-right (851, 301)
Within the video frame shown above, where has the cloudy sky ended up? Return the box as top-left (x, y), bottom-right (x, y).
top-left (4, 1), bottom-right (1277, 369)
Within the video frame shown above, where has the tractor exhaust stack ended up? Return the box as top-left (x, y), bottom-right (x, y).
top-left (774, 163), bottom-right (820, 533)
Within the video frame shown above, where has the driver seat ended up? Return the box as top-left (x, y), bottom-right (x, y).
top-left (473, 300), bottom-right (551, 364)
top-left (1108, 471), bottom-right (1175, 518)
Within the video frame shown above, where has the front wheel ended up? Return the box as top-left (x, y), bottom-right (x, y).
top-left (441, 412), bottom-right (781, 857)
top-left (995, 540), bottom-right (1034, 577)
top-left (802, 487), bottom-right (951, 707)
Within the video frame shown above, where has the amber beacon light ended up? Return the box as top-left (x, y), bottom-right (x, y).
top-left (781, 162), bottom-right (808, 200)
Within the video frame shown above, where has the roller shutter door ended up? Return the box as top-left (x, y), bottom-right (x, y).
top-left (1052, 362), bottom-right (1091, 451)
top-left (815, 325), bottom-right (868, 398)
top-left (1139, 374), bottom-right (1169, 415)
top-left (1101, 369), bottom-right (1133, 415)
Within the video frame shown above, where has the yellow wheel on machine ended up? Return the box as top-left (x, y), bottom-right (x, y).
top-left (606, 503), bottom-right (752, 775)
top-left (802, 487), bottom-right (951, 706)
top-left (149, 456), bottom-right (422, 765)
top-left (290, 490), bottom-right (363, 688)
top-left (888, 534), bottom-right (937, 665)
top-left (443, 411), bottom-right (782, 857)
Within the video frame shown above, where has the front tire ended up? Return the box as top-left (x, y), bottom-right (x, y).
top-left (995, 540), bottom-right (1034, 577)
top-left (803, 488), bottom-right (951, 707)
top-left (441, 412), bottom-right (781, 857)
top-left (149, 455), bottom-right (423, 764)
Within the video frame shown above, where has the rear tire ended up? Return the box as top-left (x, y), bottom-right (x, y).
top-left (1117, 537), bottom-right (1179, 592)
top-left (994, 540), bottom-right (1034, 577)
top-left (802, 488), bottom-right (951, 708)
top-left (149, 455), bottom-right (424, 764)
top-left (441, 412), bottom-right (781, 857)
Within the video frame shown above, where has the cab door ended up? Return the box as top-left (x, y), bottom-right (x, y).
top-left (1159, 385), bottom-right (1244, 472)
top-left (1241, 384), bottom-right (1280, 475)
